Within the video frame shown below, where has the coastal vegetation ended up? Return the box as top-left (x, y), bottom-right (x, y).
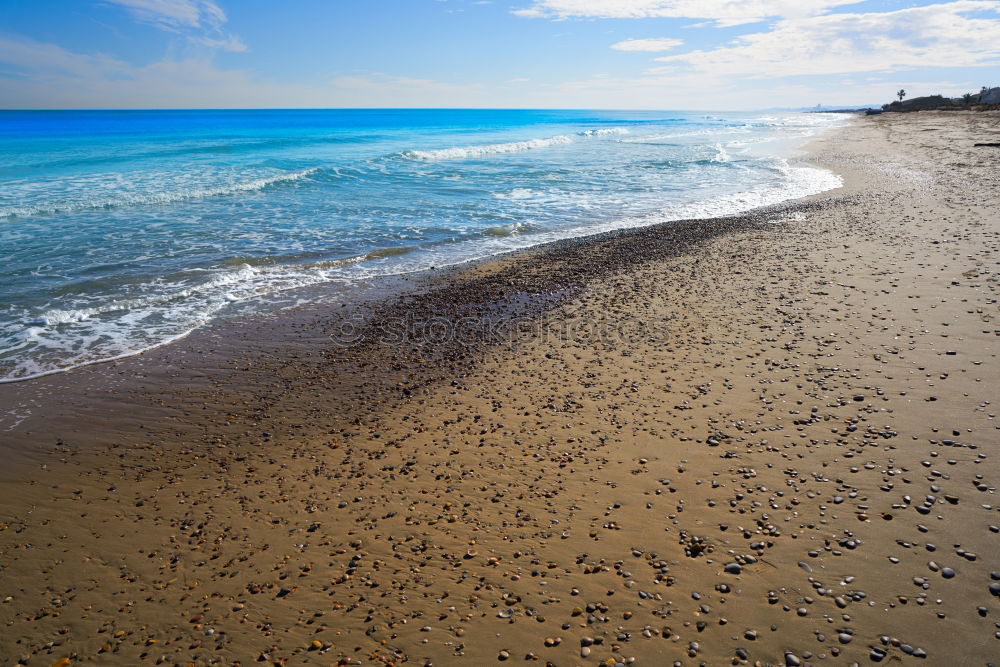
top-left (881, 85), bottom-right (999, 111)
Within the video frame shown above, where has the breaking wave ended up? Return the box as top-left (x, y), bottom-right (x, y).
top-left (0, 168), bottom-right (318, 218)
top-left (400, 127), bottom-right (630, 161)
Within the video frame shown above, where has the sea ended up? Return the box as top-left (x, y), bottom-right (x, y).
top-left (0, 109), bottom-right (846, 382)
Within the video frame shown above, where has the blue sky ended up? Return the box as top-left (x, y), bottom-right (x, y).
top-left (0, 0), bottom-right (997, 109)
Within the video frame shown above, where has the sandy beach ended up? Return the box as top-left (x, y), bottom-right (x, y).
top-left (2, 110), bottom-right (999, 667)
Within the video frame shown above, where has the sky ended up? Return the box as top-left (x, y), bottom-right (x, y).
top-left (0, 0), bottom-right (998, 110)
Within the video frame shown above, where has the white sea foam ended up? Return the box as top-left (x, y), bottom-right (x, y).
top-left (629, 125), bottom-right (757, 141)
top-left (711, 143), bottom-right (732, 163)
top-left (30, 264), bottom-right (262, 328)
top-left (401, 127), bottom-right (628, 161)
top-left (326, 161), bottom-right (846, 303)
top-left (401, 135), bottom-right (574, 161)
top-left (2, 262), bottom-right (323, 383)
top-left (0, 168), bottom-right (317, 218)
top-left (579, 128), bottom-right (630, 136)
top-left (1, 249), bottom-right (439, 382)
top-left (492, 188), bottom-right (537, 200)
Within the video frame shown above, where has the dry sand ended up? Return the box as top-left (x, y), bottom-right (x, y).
top-left (1, 110), bottom-right (999, 667)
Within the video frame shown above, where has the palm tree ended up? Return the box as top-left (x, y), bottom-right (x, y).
top-left (897, 89), bottom-right (906, 102)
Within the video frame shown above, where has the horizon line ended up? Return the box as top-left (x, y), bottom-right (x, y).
top-left (0, 105), bottom-right (877, 113)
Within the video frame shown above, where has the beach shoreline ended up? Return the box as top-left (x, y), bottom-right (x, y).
top-left (0, 110), bottom-right (844, 388)
top-left (0, 118), bottom-right (848, 469)
top-left (1, 110), bottom-right (998, 666)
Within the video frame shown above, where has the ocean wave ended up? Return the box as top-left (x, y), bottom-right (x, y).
top-left (27, 263), bottom-right (263, 327)
top-left (400, 135), bottom-right (574, 161)
top-left (0, 168), bottom-right (318, 218)
top-left (365, 246), bottom-right (415, 259)
top-left (25, 244), bottom-right (423, 333)
top-left (1, 242), bottom-right (446, 382)
top-left (711, 143), bottom-right (732, 163)
top-left (619, 127), bottom-right (750, 143)
top-left (482, 221), bottom-right (532, 237)
top-left (400, 127), bottom-right (629, 161)
top-left (6, 134), bottom-right (383, 174)
top-left (492, 187), bottom-right (537, 200)
top-left (578, 128), bottom-right (630, 136)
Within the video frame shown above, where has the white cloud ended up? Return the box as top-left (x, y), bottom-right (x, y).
top-left (0, 36), bottom-right (129, 79)
top-left (611, 37), bottom-right (683, 52)
top-left (105, 0), bottom-right (226, 30)
top-left (0, 35), bottom-right (981, 110)
top-left (0, 36), bottom-right (485, 109)
top-left (550, 69), bottom-right (981, 108)
top-left (3, 0), bottom-right (996, 111)
top-left (0, 52), bottom-right (320, 109)
top-left (514, 0), bottom-right (866, 26)
top-left (656, 0), bottom-right (1000, 77)
top-left (195, 34), bottom-right (248, 52)
top-left (104, 0), bottom-right (246, 51)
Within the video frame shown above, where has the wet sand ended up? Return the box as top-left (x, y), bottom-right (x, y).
top-left (1, 110), bottom-right (999, 666)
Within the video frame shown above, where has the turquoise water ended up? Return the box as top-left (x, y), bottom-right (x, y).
top-left (0, 109), bottom-right (844, 382)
